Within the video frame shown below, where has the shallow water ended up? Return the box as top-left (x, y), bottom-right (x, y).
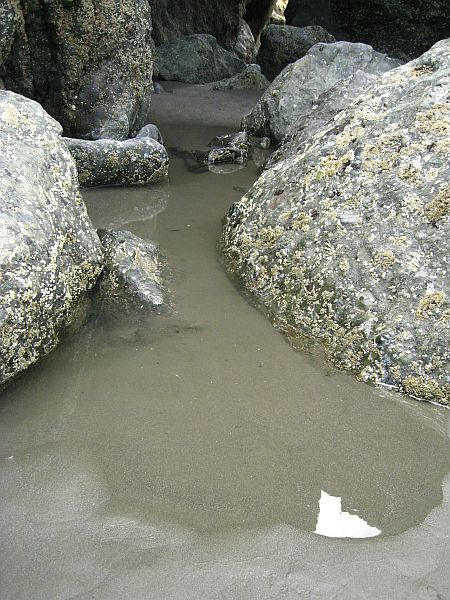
top-left (0, 87), bottom-right (449, 599)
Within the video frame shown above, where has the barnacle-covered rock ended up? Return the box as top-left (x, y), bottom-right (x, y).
top-left (0, 91), bottom-right (103, 384)
top-left (1, 0), bottom-right (154, 140)
top-left (223, 39), bottom-right (450, 404)
top-left (63, 136), bottom-right (169, 187)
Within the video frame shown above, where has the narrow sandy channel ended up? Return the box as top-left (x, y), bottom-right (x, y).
top-left (0, 84), bottom-right (449, 599)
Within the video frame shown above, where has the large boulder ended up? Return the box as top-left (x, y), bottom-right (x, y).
top-left (150, 0), bottom-right (276, 50)
top-left (0, 0), bottom-right (154, 140)
top-left (257, 24), bottom-right (336, 80)
top-left (63, 136), bottom-right (169, 187)
top-left (0, 91), bottom-right (103, 384)
top-left (243, 41), bottom-right (401, 142)
top-left (222, 40), bottom-right (450, 405)
top-left (156, 34), bottom-right (246, 84)
top-left (330, 0), bottom-right (450, 59)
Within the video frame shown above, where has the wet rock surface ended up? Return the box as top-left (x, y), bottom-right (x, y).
top-left (0, 91), bottom-right (103, 384)
top-left (63, 136), bottom-right (169, 188)
top-left (223, 40), bottom-right (450, 404)
top-left (0, 0), bottom-right (154, 140)
top-left (98, 229), bottom-right (171, 314)
top-left (156, 34), bottom-right (246, 84)
top-left (243, 41), bottom-right (401, 142)
top-left (257, 24), bottom-right (336, 80)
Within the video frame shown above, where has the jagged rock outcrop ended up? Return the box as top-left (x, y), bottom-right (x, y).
top-left (156, 34), bottom-right (246, 84)
top-left (0, 91), bottom-right (103, 384)
top-left (64, 136), bottom-right (169, 187)
top-left (243, 42), bottom-right (400, 142)
top-left (0, 0), bottom-right (154, 139)
top-left (98, 229), bottom-right (171, 313)
top-left (257, 24), bottom-right (336, 80)
top-left (222, 40), bottom-right (450, 405)
top-left (150, 0), bottom-right (276, 50)
top-left (330, 0), bottom-right (450, 59)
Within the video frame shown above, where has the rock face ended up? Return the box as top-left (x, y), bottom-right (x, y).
top-left (243, 42), bottom-right (401, 142)
top-left (0, 0), bottom-right (154, 140)
top-left (0, 91), bottom-right (103, 384)
top-left (150, 0), bottom-right (276, 50)
top-left (98, 229), bottom-right (171, 313)
top-left (222, 40), bottom-right (450, 405)
top-left (257, 24), bottom-right (336, 80)
top-left (156, 34), bottom-right (246, 84)
top-left (330, 0), bottom-right (450, 59)
top-left (64, 136), bottom-right (169, 188)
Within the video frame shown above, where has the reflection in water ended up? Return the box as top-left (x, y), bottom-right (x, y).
top-left (315, 491), bottom-right (381, 539)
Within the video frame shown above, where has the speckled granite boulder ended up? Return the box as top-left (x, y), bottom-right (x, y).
top-left (0, 91), bottom-right (103, 384)
top-left (243, 42), bottom-right (400, 141)
top-left (211, 64), bottom-right (270, 90)
top-left (257, 24), bottom-right (336, 80)
top-left (156, 34), bottom-right (246, 84)
top-left (63, 137), bottom-right (169, 188)
top-left (1, 0), bottom-right (153, 140)
top-left (223, 40), bottom-right (450, 405)
top-left (98, 229), bottom-right (171, 313)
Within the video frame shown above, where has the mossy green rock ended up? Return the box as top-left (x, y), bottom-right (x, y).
top-left (223, 40), bottom-right (450, 405)
top-left (0, 91), bottom-right (103, 384)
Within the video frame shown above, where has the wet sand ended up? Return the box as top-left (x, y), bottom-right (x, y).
top-left (0, 83), bottom-right (449, 599)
